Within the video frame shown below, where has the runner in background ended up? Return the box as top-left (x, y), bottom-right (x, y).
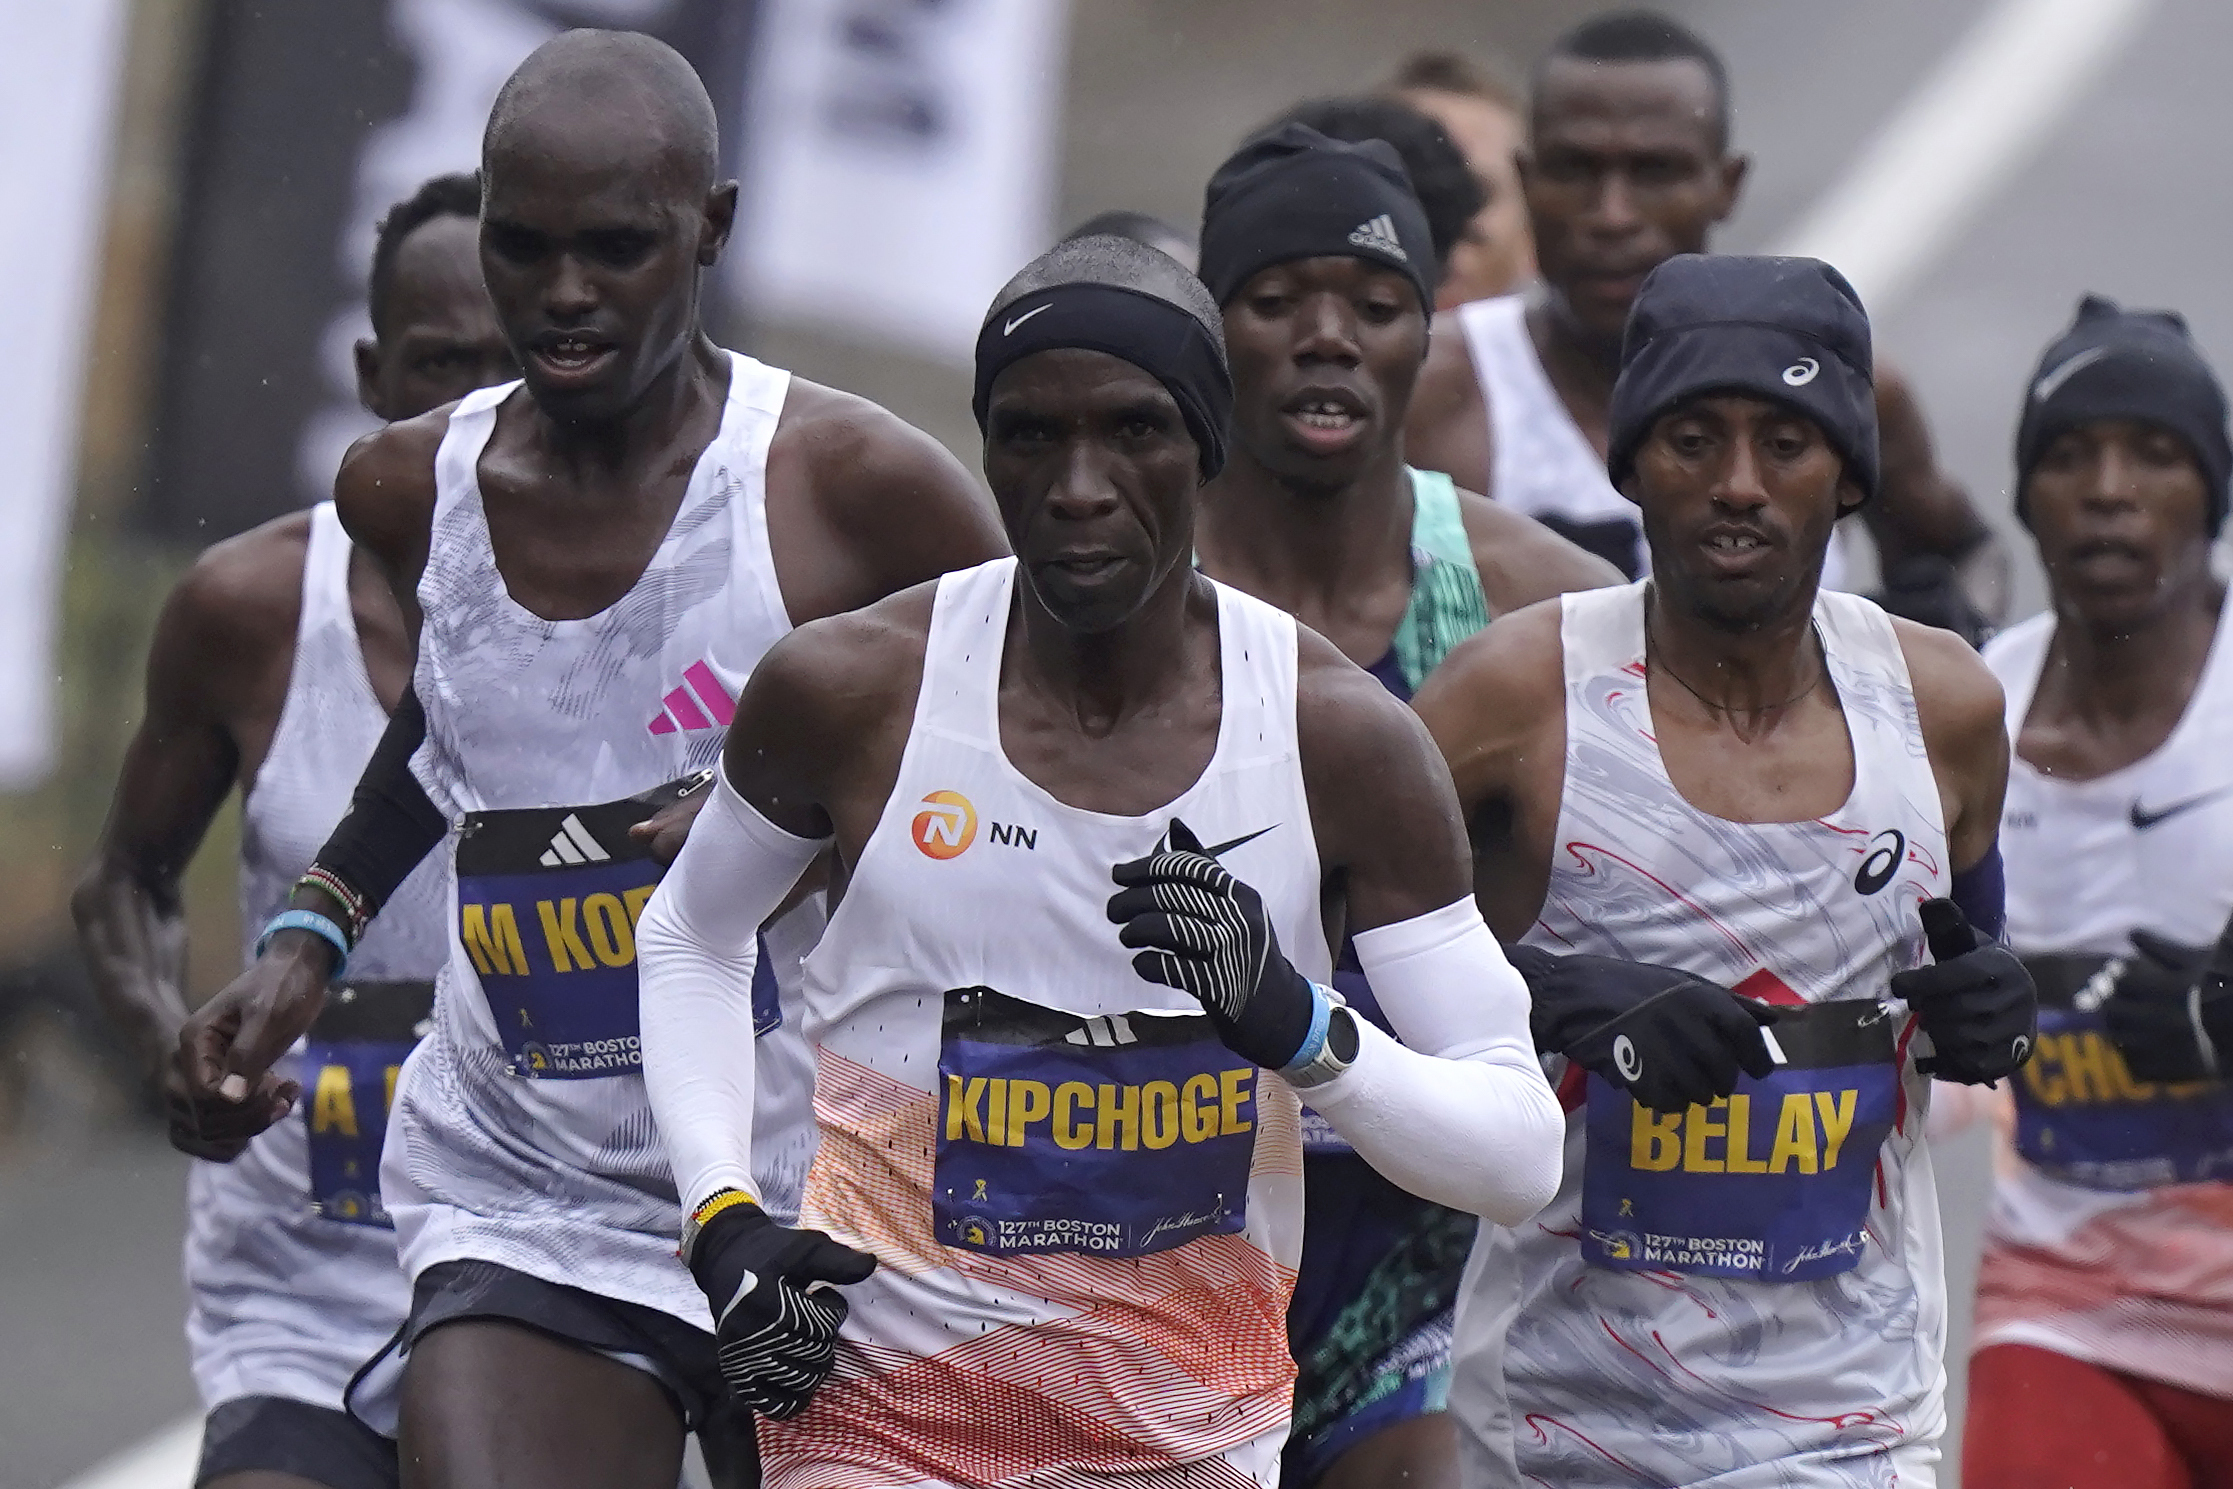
top-left (1960, 295), bottom-right (2233, 1489)
top-left (1402, 8), bottom-right (2002, 637)
top-left (1187, 123), bottom-right (1615, 1489)
top-left (1382, 51), bottom-right (1536, 306)
top-left (72, 173), bottom-right (509, 1489)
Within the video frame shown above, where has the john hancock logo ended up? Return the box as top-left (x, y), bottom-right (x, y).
top-left (912, 790), bottom-right (978, 860)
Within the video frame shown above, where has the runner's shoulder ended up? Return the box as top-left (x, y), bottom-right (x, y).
top-left (1455, 484), bottom-right (1625, 609)
top-left (333, 401), bottom-right (453, 554)
top-left (1889, 613), bottom-right (2006, 771)
top-left (156, 511), bottom-right (311, 688)
top-left (749, 581), bottom-right (940, 739)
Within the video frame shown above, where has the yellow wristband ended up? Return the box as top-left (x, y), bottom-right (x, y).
top-left (691, 1188), bottom-right (758, 1228)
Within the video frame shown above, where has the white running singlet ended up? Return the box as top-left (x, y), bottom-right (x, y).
top-left (185, 501), bottom-right (450, 1415)
top-left (1975, 594), bottom-right (2233, 1398)
top-left (758, 558), bottom-right (1328, 1489)
top-left (1450, 580), bottom-right (1948, 1489)
top-left (385, 352), bottom-right (818, 1328)
top-left (1459, 293), bottom-right (1852, 591)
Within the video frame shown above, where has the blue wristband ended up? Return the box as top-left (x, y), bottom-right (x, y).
top-left (1279, 982), bottom-right (1336, 1075)
top-left (257, 909), bottom-right (350, 979)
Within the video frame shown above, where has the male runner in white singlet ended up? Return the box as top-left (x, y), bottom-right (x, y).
top-left (1956, 297), bottom-right (2233, 1489)
top-left (73, 175), bottom-right (510, 1489)
top-left (633, 234), bottom-right (1566, 1489)
top-left (177, 31), bottom-right (1007, 1489)
top-left (1413, 254), bottom-right (2035, 1487)
top-left (1188, 123), bottom-right (1614, 1489)
top-left (1402, 10), bottom-right (1995, 630)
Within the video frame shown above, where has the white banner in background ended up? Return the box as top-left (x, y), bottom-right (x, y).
top-left (737, 0), bottom-right (1070, 363)
top-left (0, 2), bottom-right (129, 790)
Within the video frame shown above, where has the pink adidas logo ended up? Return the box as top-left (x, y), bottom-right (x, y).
top-left (648, 660), bottom-right (736, 735)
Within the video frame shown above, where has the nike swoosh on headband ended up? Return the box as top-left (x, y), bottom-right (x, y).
top-left (1003, 303), bottom-right (1054, 336)
top-left (2032, 345), bottom-right (2111, 404)
top-left (2130, 785), bottom-right (2233, 831)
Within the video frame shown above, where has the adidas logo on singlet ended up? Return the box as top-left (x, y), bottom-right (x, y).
top-left (1347, 213), bottom-right (1407, 261)
top-left (539, 814), bottom-right (611, 867)
top-left (648, 660), bottom-right (737, 735)
top-left (1066, 1015), bottom-right (1140, 1048)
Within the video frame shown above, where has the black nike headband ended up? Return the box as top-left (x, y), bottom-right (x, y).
top-left (974, 238), bottom-right (1233, 479)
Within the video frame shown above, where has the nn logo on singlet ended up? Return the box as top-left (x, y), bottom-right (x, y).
top-left (911, 790), bottom-right (1038, 859)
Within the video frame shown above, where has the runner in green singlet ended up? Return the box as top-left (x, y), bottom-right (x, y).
top-left (1188, 123), bottom-right (1617, 1489)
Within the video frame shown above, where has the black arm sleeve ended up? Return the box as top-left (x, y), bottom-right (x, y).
top-left (308, 685), bottom-right (448, 917)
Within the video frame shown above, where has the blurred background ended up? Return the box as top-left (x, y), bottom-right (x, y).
top-left (2, 0), bottom-right (2218, 1483)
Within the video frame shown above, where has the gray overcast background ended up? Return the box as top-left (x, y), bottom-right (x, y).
top-left (10, 0), bottom-right (2223, 1484)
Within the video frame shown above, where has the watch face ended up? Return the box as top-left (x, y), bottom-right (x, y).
top-left (1327, 1006), bottom-right (1361, 1064)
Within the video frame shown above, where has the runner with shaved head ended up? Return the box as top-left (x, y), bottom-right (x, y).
top-left (177, 30), bottom-right (1005, 1489)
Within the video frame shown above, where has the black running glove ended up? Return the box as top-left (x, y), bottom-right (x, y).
top-left (1870, 554), bottom-right (1991, 650)
top-left (1107, 819), bottom-right (1315, 1070)
top-left (685, 1194), bottom-right (877, 1420)
top-left (1890, 899), bottom-right (2037, 1084)
top-left (1508, 945), bottom-right (1779, 1114)
top-left (2105, 927), bottom-right (2233, 1082)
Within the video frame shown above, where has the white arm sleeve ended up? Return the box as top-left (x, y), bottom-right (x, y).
top-left (637, 768), bottom-right (827, 1216)
top-left (1300, 898), bottom-right (1565, 1225)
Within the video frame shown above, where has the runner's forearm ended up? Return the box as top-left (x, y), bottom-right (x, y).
top-left (639, 767), bottom-right (826, 1214)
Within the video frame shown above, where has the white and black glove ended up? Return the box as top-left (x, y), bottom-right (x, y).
top-left (1890, 899), bottom-right (2037, 1084)
top-left (2105, 924), bottom-right (2233, 1082)
top-left (1106, 819), bottom-right (1316, 1070)
top-left (1507, 945), bottom-right (1779, 1114)
top-left (684, 1193), bottom-right (876, 1419)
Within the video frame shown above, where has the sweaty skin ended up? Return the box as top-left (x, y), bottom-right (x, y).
top-left (72, 205), bottom-right (507, 1167)
top-left (2012, 418), bottom-right (2224, 780)
top-left (172, 32), bottom-right (1006, 1489)
top-left (1401, 53), bottom-right (1994, 580)
top-left (1195, 254), bottom-right (1617, 668)
top-left (1412, 395), bottom-right (2008, 940)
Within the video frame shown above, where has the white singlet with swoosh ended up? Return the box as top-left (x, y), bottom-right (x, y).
top-left (1973, 595), bottom-right (2233, 1396)
top-left (1460, 293), bottom-right (1853, 590)
top-left (384, 352), bottom-right (820, 1329)
top-left (758, 557), bottom-right (1326, 1489)
top-left (185, 501), bottom-right (451, 1413)
top-left (1448, 579), bottom-right (1948, 1489)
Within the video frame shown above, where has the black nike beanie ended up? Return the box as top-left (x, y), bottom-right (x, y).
top-left (1608, 254), bottom-right (1879, 507)
top-left (2014, 294), bottom-right (2231, 536)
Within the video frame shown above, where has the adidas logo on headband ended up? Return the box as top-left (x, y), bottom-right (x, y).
top-left (1347, 214), bottom-right (1406, 262)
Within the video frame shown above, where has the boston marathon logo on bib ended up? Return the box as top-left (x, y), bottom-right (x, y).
top-left (935, 986), bottom-right (1257, 1257)
top-left (304, 979), bottom-right (434, 1227)
top-left (2013, 954), bottom-right (2233, 1189)
top-left (1583, 998), bottom-right (1901, 1281)
top-left (454, 772), bottom-right (734, 1079)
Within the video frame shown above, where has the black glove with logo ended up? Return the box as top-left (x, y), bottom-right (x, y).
top-left (1107, 819), bottom-right (1315, 1070)
top-left (1889, 899), bottom-right (2037, 1084)
top-left (2105, 927), bottom-right (2233, 1082)
top-left (1507, 945), bottom-right (1779, 1114)
top-left (685, 1194), bottom-right (877, 1420)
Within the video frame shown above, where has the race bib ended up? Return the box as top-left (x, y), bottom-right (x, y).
top-left (455, 774), bottom-right (704, 1079)
top-left (1581, 999), bottom-right (1901, 1282)
top-left (2014, 954), bottom-right (2233, 1189)
top-left (303, 979), bottom-right (434, 1227)
top-left (935, 987), bottom-right (1257, 1258)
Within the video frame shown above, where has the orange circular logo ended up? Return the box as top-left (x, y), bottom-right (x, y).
top-left (911, 790), bottom-right (977, 860)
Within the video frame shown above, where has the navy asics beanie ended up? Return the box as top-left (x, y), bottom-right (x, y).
top-left (976, 234), bottom-right (1233, 479)
top-left (1198, 123), bottom-right (1437, 316)
top-left (2015, 294), bottom-right (2231, 536)
top-left (1608, 254), bottom-right (1880, 508)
